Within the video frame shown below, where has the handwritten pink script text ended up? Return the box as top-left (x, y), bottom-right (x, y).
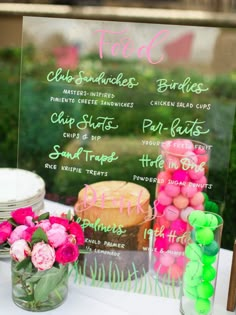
top-left (77, 184), bottom-right (149, 216)
top-left (95, 29), bottom-right (169, 65)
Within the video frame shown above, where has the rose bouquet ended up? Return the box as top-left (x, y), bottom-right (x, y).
top-left (0, 207), bottom-right (84, 311)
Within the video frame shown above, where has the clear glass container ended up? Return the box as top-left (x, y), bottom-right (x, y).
top-left (12, 260), bottom-right (68, 312)
top-left (180, 211), bottom-right (223, 315)
top-left (151, 138), bottom-right (211, 284)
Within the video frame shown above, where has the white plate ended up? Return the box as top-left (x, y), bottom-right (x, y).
top-left (0, 168), bottom-right (45, 204)
top-left (0, 190), bottom-right (45, 209)
top-left (0, 194), bottom-right (45, 211)
top-left (0, 200), bottom-right (44, 218)
top-left (0, 213), bottom-right (11, 218)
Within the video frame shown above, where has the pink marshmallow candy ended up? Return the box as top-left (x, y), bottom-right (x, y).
top-left (164, 205), bottom-right (180, 221)
top-left (160, 252), bottom-right (175, 267)
top-left (164, 155), bottom-right (181, 172)
top-left (159, 215), bottom-right (171, 229)
top-left (157, 191), bottom-right (172, 206)
top-left (171, 219), bottom-right (187, 236)
top-left (169, 139), bottom-right (194, 155)
top-left (194, 147), bottom-right (209, 164)
top-left (173, 194), bottom-right (189, 209)
top-left (181, 185), bottom-right (198, 198)
top-left (180, 206), bottom-right (195, 222)
top-left (194, 175), bottom-right (207, 191)
top-left (193, 204), bottom-right (204, 211)
top-left (157, 171), bottom-right (171, 186)
top-left (190, 191), bottom-right (204, 207)
top-left (168, 242), bottom-right (184, 255)
top-left (154, 229), bottom-right (171, 252)
top-left (183, 151), bottom-right (198, 164)
top-left (188, 168), bottom-right (205, 180)
top-left (172, 169), bottom-right (189, 183)
top-left (164, 183), bottom-right (181, 197)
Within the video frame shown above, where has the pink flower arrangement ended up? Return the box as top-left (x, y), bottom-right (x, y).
top-left (0, 207), bottom-right (84, 271)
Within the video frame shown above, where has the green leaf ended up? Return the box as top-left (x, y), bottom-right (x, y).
top-left (15, 257), bottom-right (31, 271)
top-left (7, 218), bottom-right (18, 227)
top-left (37, 212), bottom-right (50, 222)
top-left (31, 227), bottom-right (48, 244)
top-left (18, 294), bottom-right (34, 302)
top-left (28, 270), bottom-right (48, 283)
top-left (34, 266), bottom-right (67, 302)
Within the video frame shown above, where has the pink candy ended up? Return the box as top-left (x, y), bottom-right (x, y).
top-left (181, 185), bottom-right (198, 198)
top-left (171, 219), bottom-right (187, 236)
top-left (164, 183), bottom-right (180, 197)
top-left (194, 175), bottom-right (207, 191)
top-left (173, 194), bottom-right (189, 209)
top-left (154, 234), bottom-right (170, 252)
top-left (167, 139), bottom-right (194, 155)
top-left (164, 155), bottom-right (181, 171)
top-left (160, 252), bottom-right (175, 267)
top-left (159, 216), bottom-right (171, 229)
top-left (190, 191), bottom-right (204, 207)
top-left (184, 151), bottom-right (198, 164)
top-left (164, 205), bottom-right (180, 221)
top-left (157, 191), bottom-right (172, 206)
top-left (157, 171), bottom-right (171, 186)
top-left (188, 168), bottom-right (205, 181)
top-left (193, 204), bottom-right (204, 211)
top-left (168, 242), bottom-right (184, 254)
top-left (194, 147), bottom-right (209, 164)
top-left (172, 169), bottom-right (189, 183)
top-left (180, 206), bottom-right (195, 222)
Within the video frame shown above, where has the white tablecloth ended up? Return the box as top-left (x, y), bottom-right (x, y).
top-left (0, 248), bottom-right (234, 315)
top-left (0, 200), bottom-right (234, 314)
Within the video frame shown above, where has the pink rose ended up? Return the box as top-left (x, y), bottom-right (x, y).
top-left (49, 216), bottom-right (69, 230)
top-left (55, 242), bottom-right (78, 264)
top-left (31, 242), bottom-right (55, 270)
top-left (0, 221), bottom-right (12, 244)
top-left (38, 219), bottom-right (51, 232)
top-left (21, 226), bottom-right (38, 242)
top-left (68, 222), bottom-right (84, 245)
top-left (25, 216), bottom-right (35, 227)
top-left (11, 207), bottom-right (35, 225)
top-left (47, 224), bottom-right (67, 248)
top-left (67, 234), bottom-right (77, 244)
top-left (10, 239), bottom-right (31, 262)
top-left (8, 225), bottom-right (28, 244)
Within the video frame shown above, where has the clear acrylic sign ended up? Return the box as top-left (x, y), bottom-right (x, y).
top-left (18, 16), bottom-right (235, 298)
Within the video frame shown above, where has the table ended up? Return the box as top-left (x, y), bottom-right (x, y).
top-left (0, 200), bottom-right (235, 314)
top-left (0, 248), bottom-right (234, 314)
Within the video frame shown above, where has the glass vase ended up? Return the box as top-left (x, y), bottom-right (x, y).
top-left (180, 211), bottom-right (223, 315)
top-left (151, 138), bottom-right (211, 284)
top-left (11, 260), bottom-right (68, 312)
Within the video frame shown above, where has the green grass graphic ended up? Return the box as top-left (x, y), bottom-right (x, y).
top-left (71, 256), bottom-right (180, 299)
